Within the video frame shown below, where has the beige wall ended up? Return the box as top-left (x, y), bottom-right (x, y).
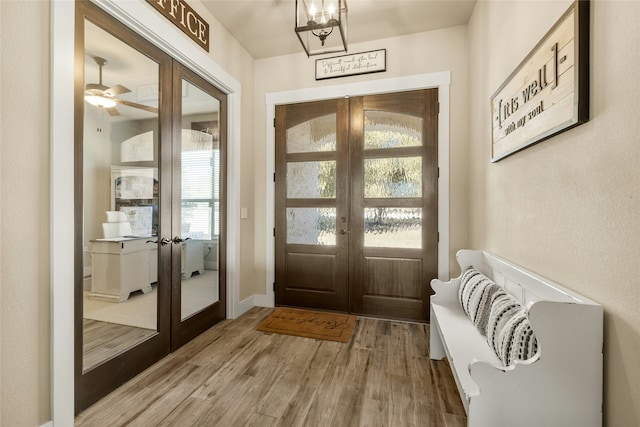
top-left (1, 1), bottom-right (51, 425)
top-left (252, 26), bottom-right (470, 295)
top-left (467, 1), bottom-right (640, 425)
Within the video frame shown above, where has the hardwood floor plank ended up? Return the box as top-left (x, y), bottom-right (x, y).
top-left (359, 398), bottom-right (389, 427)
top-left (75, 307), bottom-right (468, 426)
top-left (431, 358), bottom-right (467, 417)
top-left (410, 355), bottom-right (446, 426)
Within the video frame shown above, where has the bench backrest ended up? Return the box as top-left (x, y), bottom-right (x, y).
top-left (457, 250), bottom-right (599, 310)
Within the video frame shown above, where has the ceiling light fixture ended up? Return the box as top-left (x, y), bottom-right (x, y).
top-left (295, 0), bottom-right (348, 57)
top-left (84, 94), bottom-right (117, 109)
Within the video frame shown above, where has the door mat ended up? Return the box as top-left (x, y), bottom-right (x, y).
top-left (257, 307), bottom-right (356, 343)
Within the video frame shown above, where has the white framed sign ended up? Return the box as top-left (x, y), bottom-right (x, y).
top-left (315, 49), bottom-right (386, 80)
top-left (490, 1), bottom-right (589, 162)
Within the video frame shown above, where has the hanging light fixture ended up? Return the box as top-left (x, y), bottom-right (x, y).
top-left (295, 0), bottom-right (348, 57)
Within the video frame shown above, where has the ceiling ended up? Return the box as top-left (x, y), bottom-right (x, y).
top-left (200, 0), bottom-right (477, 59)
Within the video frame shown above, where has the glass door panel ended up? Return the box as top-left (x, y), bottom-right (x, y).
top-left (179, 80), bottom-right (220, 321)
top-left (171, 63), bottom-right (226, 350)
top-left (82, 18), bottom-right (161, 373)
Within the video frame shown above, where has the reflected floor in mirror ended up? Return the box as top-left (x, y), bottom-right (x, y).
top-left (83, 319), bottom-right (157, 372)
top-left (83, 269), bottom-right (219, 371)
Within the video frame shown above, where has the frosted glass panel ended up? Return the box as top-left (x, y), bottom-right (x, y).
top-left (364, 111), bottom-right (422, 149)
top-left (287, 161), bottom-right (336, 198)
top-left (364, 157), bottom-right (422, 198)
top-left (287, 208), bottom-right (336, 245)
top-left (364, 208), bottom-right (422, 248)
top-left (287, 114), bottom-right (337, 153)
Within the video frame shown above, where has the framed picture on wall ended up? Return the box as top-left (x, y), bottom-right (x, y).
top-left (489, 1), bottom-right (589, 162)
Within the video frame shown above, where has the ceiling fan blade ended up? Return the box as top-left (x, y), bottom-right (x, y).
top-left (85, 83), bottom-right (109, 95)
top-left (104, 84), bottom-right (131, 97)
top-left (114, 98), bottom-right (159, 114)
top-left (105, 107), bottom-right (120, 117)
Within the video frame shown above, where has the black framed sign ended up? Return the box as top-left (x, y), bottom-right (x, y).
top-left (315, 49), bottom-right (386, 80)
top-left (490, 1), bottom-right (589, 162)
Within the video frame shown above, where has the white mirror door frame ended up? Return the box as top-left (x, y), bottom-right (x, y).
top-left (51, 0), bottom-right (241, 424)
top-left (263, 71), bottom-right (451, 306)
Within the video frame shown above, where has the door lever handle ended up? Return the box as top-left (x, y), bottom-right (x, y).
top-left (160, 237), bottom-right (171, 246)
top-left (145, 239), bottom-right (158, 244)
top-left (172, 236), bottom-right (191, 244)
top-left (339, 229), bottom-right (349, 235)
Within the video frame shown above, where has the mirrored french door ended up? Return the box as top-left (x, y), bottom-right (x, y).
top-left (275, 90), bottom-right (438, 322)
top-left (75, 2), bottom-right (225, 413)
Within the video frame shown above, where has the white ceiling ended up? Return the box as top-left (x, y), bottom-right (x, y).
top-left (200, 0), bottom-right (477, 59)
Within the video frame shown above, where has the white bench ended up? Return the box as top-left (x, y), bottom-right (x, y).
top-left (430, 250), bottom-right (603, 426)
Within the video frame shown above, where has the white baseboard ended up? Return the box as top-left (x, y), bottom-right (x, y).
top-left (253, 292), bottom-right (274, 308)
top-left (235, 293), bottom-right (274, 319)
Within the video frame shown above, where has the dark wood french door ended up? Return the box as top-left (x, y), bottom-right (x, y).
top-left (169, 62), bottom-right (227, 350)
top-left (75, 1), bottom-right (225, 412)
top-left (275, 89), bottom-right (439, 322)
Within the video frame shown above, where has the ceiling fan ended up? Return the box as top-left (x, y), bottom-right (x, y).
top-left (84, 56), bottom-right (158, 116)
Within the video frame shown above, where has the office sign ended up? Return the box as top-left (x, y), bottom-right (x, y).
top-left (490, 1), bottom-right (589, 162)
top-left (146, 0), bottom-right (210, 52)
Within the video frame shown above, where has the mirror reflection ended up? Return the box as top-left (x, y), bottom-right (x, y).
top-left (82, 20), bottom-right (160, 372)
top-left (179, 80), bottom-right (221, 321)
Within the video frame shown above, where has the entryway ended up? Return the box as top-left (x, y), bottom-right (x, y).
top-left (275, 89), bottom-right (438, 322)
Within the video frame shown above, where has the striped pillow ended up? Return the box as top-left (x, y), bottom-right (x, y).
top-left (458, 268), bottom-right (501, 334)
top-left (486, 291), bottom-right (538, 366)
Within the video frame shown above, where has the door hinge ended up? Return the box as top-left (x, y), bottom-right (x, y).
top-left (273, 118), bottom-right (276, 127)
top-left (273, 172), bottom-right (276, 182)
top-left (273, 282), bottom-right (276, 291)
top-left (438, 102), bottom-right (440, 113)
top-left (437, 167), bottom-right (440, 178)
top-left (437, 232), bottom-right (440, 242)
top-left (273, 227), bottom-right (276, 237)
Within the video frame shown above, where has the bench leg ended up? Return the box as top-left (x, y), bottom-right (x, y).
top-left (429, 306), bottom-right (446, 360)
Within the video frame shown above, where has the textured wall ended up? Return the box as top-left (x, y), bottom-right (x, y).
top-left (467, 1), bottom-right (640, 425)
top-left (0, 1), bottom-right (51, 425)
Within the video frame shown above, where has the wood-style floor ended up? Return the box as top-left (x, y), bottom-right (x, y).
top-left (75, 307), bottom-right (466, 426)
top-left (83, 319), bottom-right (156, 372)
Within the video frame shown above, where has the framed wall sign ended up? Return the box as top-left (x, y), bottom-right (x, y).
top-left (145, 0), bottom-right (210, 52)
top-left (316, 49), bottom-right (386, 80)
top-left (490, 1), bottom-right (589, 162)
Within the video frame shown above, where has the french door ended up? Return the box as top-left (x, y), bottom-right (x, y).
top-left (75, 1), bottom-right (225, 412)
top-left (275, 90), bottom-right (438, 322)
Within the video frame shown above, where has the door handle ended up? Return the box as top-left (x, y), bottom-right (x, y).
top-left (145, 239), bottom-right (158, 244)
top-left (160, 237), bottom-right (171, 246)
top-left (339, 229), bottom-right (349, 235)
top-left (172, 236), bottom-right (191, 244)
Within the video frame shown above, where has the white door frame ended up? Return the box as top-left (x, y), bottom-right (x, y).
top-left (50, 0), bottom-right (241, 424)
top-left (263, 72), bottom-right (451, 307)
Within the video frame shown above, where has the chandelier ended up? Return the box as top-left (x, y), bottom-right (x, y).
top-left (295, 0), bottom-right (348, 57)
